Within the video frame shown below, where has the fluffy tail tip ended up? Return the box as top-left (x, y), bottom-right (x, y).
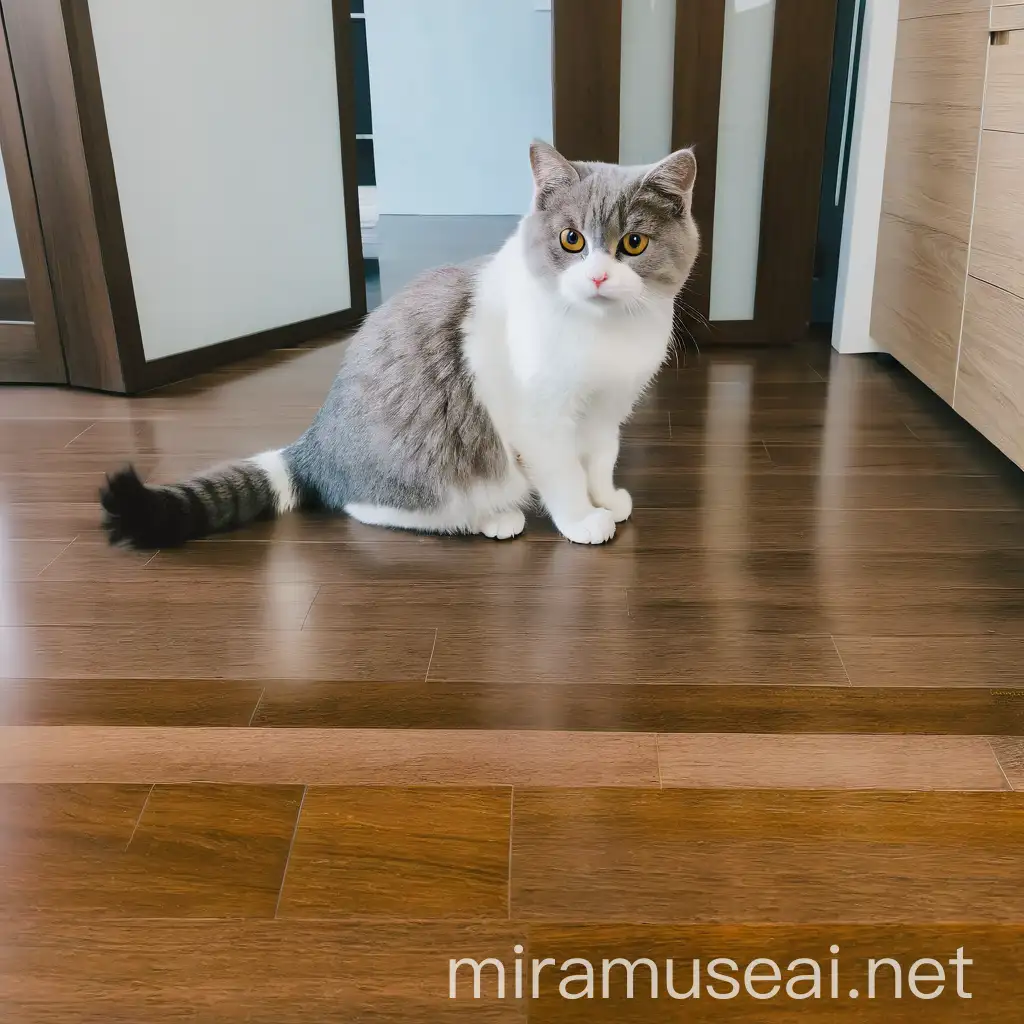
top-left (100, 465), bottom-right (181, 550)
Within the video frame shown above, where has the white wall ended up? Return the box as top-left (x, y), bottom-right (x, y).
top-left (364, 0), bottom-right (553, 216)
top-left (89, 0), bottom-right (353, 362)
top-left (0, 161), bottom-right (24, 278)
top-left (831, 0), bottom-right (898, 355)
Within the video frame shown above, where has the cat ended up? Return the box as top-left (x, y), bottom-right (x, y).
top-left (100, 140), bottom-right (699, 549)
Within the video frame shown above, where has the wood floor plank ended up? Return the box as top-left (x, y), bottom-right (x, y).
top-left (278, 788), bottom-right (511, 920)
top-left (427, 631), bottom-right (849, 686)
top-left (36, 538), bottom-right (158, 581)
top-left (120, 783), bottom-right (303, 918)
top-left (0, 626), bottom-right (435, 680)
top-left (656, 734), bottom-right (1007, 790)
top-left (0, 580), bottom-right (320, 629)
top-left (305, 582), bottom-right (629, 631)
top-left (0, 420), bottom-right (98, 454)
top-left (250, 681), bottom-right (1024, 735)
top-left (627, 471), bottom-right (1024, 510)
top-left (630, 507), bottom-right (1024, 552)
top-left (625, 586), bottom-right (1024, 635)
top-left (0, 728), bottom-right (660, 787)
top-left (834, 637), bottom-right (1024, 688)
top-left (764, 440), bottom-right (1017, 475)
top-left (0, 920), bottom-right (527, 1023)
top-left (510, 789), bottom-right (1024, 923)
top-left (0, 503), bottom-right (98, 541)
top-left (0, 783), bottom-right (152, 915)
top-left (0, 539), bottom-right (74, 580)
top-left (0, 680), bottom-right (265, 727)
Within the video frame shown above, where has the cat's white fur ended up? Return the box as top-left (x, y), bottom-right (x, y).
top-left (344, 225), bottom-right (674, 545)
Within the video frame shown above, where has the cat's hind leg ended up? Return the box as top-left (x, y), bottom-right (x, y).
top-left (343, 503), bottom-right (475, 535)
top-left (343, 502), bottom-right (526, 540)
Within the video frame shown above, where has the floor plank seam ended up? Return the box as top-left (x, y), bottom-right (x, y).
top-left (987, 738), bottom-right (1016, 791)
top-left (247, 689), bottom-right (266, 727)
top-left (655, 734), bottom-right (664, 790)
top-left (33, 536), bottom-right (78, 579)
top-left (62, 423), bottom-right (96, 449)
top-left (423, 628), bottom-right (438, 683)
top-left (507, 787), bottom-right (514, 920)
top-left (124, 783), bottom-right (154, 852)
top-left (273, 785), bottom-right (307, 920)
top-left (298, 585), bottom-right (322, 631)
top-left (830, 636), bottom-right (854, 686)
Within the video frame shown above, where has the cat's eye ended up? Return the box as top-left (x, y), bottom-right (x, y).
top-left (559, 228), bottom-right (585, 253)
top-left (620, 232), bottom-right (650, 256)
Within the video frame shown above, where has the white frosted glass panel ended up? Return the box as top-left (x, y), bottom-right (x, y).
top-left (89, 0), bottom-right (352, 362)
top-left (365, 0), bottom-right (552, 215)
top-left (0, 153), bottom-right (24, 278)
top-left (709, 0), bottom-right (775, 321)
top-left (619, 0), bottom-right (677, 165)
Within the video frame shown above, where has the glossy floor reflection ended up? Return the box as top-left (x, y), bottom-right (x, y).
top-left (1, 338), bottom-right (1023, 1021)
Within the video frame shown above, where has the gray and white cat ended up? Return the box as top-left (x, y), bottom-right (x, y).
top-left (101, 141), bottom-right (699, 548)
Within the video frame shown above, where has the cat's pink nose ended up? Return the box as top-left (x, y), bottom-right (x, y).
top-left (591, 272), bottom-right (608, 288)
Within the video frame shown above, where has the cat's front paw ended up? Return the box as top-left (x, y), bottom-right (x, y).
top-left (479, 508), bottom-right (526, 540)
top-left (559, 508), bottom-right (617, 545)
top-left (602, 488), bottom-right (633, 523)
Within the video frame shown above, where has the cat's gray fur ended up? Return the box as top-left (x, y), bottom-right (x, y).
top-left (286, 262), bottom-right (508, 513)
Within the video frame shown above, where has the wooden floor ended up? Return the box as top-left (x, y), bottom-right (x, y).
top-left (1, 337), bottom-right (1024, 1021)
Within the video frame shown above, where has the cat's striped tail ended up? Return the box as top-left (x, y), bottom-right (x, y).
top-left (99, 450), bottom-right (298, 549)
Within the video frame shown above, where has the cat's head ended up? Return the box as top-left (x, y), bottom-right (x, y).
top-left (522, 140), bottom-right (699, 314)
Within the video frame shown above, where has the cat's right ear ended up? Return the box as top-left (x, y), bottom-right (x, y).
top-left (529, 140), bottom-right (579, 210)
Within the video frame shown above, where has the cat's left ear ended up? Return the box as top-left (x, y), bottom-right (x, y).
top-left (641, 148), bottom-right (697, 214)
top-left (529, 139), bottom-right (579, 210)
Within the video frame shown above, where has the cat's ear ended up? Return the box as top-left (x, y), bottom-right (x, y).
top-left (529, 140), bottom-right (579, 209)
top-left (641, 148), bottom-right (697, 214)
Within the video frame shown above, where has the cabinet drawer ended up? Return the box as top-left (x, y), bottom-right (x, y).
top-left (969, 130), bottom-right (1024, 299)
top-left (956, 277), bottom-right (1024, 470)
top-left (991, 5), bottom-right (1024, 33)
top-left (985, 17), bottom-right (1024, 131)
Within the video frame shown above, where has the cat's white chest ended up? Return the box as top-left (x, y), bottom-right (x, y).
top-left (512, 298), bottom-right (672, 409)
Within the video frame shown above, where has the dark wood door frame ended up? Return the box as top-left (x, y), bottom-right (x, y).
top-left (1, 0), bottom-right (366, 394)
top-left (672, 0), bottom-right (839, 344)
top-left (0, 0), bottom-right (66, 384)
top-left (552, 0), bottom-right (622, 162)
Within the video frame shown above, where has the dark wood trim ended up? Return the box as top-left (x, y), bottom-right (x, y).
top-left (754, 0), bottom-right (839, 340)
top-left (552, 0), bottom-right (622, 161)
top-left (58, 0), bottom-right (146, 390)
top-left (331, 0), bottom-right (367, 326)
top-left (671, 0), bottom-right (725, 323)
top-left (0, 0), bottom-right (67, 383)
top-left (0, 277), bottom-right (32, 322)
top-left (1, 0), bottom-right (123, 389)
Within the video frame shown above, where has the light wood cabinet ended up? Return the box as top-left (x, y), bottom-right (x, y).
top-left (872, 2), bottom-right (1024, 470)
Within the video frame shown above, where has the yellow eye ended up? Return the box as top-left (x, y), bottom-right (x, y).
top-left (620, 232), bottom-right (649, 256)
top-left (559, 228), bottom-right (585, 253)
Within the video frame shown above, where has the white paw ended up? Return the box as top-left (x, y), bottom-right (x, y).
top-left (601, 488), bottom-right (633, 523)
top-left (559, 508), bottom-right (617, 545)
top-left (479, 508), bottom-right (526, 540)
